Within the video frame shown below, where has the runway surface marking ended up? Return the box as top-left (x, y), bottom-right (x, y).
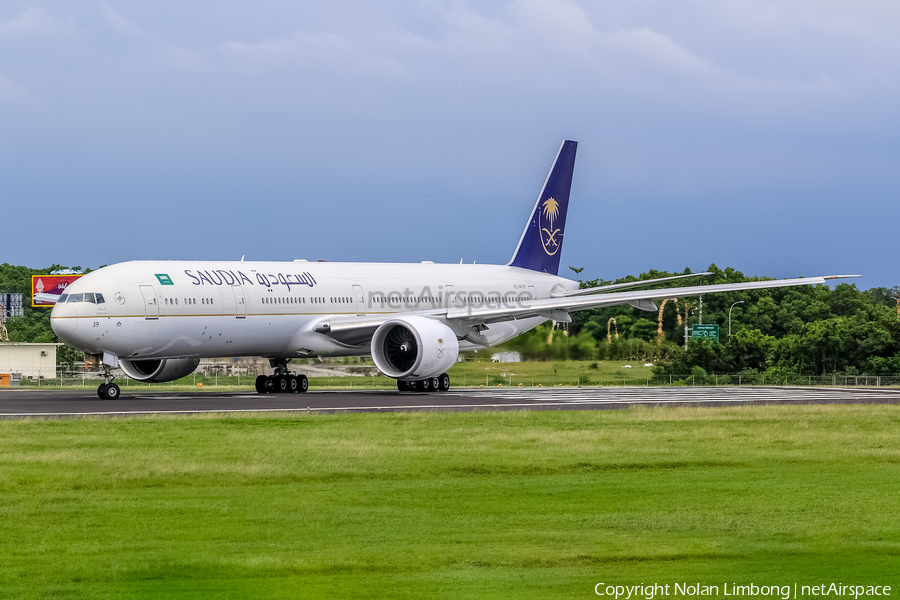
top-left (2, 386), bottom-right (900, 418)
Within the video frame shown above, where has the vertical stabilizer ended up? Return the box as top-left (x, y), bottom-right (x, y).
top-left (509, 140), bottom-right (577, 275)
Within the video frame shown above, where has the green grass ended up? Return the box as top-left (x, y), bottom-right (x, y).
top-left (1, 405), bottom-right (899, 598)
top-left (448, 358), bottom-right (657, 387)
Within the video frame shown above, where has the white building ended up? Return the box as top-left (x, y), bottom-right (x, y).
top-left (0, 343), bottom-right (61, 379)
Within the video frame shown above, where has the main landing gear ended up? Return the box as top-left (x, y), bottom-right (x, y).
top-left (397, 373), bottom-right (451, 392)
top-left (97, 364), bottom-right (120, 400)
top-left (255, 358), bottom-right (308, 394)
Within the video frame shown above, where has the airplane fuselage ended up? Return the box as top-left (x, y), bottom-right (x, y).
top-left (51, 260), bottom-right (576, 361)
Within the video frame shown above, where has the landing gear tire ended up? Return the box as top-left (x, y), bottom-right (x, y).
top-left (98, 382), bottom-right (120, 400)
top-left (255, 375), bottom-right (268, 394)
top-left (298, 374), bottom-right (308, 393)
top-left (429, 376), bottom-right (440, 391)
top-left (416, 379), bottom-right (431, 392)
top-left (288, 375), bottom-right (299, 393)
top-left (438, 373), bottom-right (450, 391)
top-left (274, 375), bottom-right (289, 393)
top-left (397, 380), bottom-right (408, 392)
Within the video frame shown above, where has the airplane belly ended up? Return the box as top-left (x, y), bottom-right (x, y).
top-left (137, 314), bottom-right (311, 359)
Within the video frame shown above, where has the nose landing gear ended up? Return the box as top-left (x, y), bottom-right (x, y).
top-left (255, 359), bottom-right (308, 394)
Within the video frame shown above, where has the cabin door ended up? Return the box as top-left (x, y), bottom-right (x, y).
top-left (139, 285), bottom-right (159, 320)
top-left (445, 285), bottom-right (457, 308)
top-left (353, 285), bottom-right (365, 316)
top-left (232, 285), bottom-right (246, 318)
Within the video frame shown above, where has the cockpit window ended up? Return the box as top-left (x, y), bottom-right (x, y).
top-left (57, 292), bottom-right (105, 304)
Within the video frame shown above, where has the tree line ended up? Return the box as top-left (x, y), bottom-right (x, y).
top-left (4, 262), bottom-right (899, 376)
top-left (500, 264), bottom-right (900, 376)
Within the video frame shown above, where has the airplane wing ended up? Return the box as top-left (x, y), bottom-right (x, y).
top-left (445, 275), bottom-right (860, 324)
top-left (313, 274), bottom-right (860, 345)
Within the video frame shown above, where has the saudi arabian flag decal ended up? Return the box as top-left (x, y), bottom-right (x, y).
top-left (155, 274), bottom-right (174, 285)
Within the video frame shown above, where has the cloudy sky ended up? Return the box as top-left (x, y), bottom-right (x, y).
top-left (2, 1), bottom-right (897, 288)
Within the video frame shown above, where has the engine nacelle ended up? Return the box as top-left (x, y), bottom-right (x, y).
top-left (119, 358), bottom-right (200, 383)
top-left (371, 316), bottom-right (459, 380)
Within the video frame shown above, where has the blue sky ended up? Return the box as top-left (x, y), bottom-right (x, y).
top-left (2, 1), bottom-right (897, 288)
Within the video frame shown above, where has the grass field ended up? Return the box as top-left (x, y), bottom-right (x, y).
top-left (1, 405), bottom-right (899, 598)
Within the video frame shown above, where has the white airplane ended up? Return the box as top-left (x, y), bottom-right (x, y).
top-left (48, 141), bottom-right (857, 399)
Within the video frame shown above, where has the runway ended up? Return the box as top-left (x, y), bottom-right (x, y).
top-left (2, 386), bottom-right (900, 418)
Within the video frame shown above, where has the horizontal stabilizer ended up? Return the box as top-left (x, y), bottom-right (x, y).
top-left (561, 272), bottom-right (713, 297)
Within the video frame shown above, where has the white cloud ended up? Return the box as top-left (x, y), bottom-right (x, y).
top-left (101, 5), bottom-right (144, 36)
top-left (0, 6), bottom-right (74, 37)
top-left (512, 0), bottom-right (597, 48)
top-left (218, 31), bottom-right (407, 77)
top-left (163, 45), bottom-right (209, 70)
top-left (601, 27), bottom-right (716, 76)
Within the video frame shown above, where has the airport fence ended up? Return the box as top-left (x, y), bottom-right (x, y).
top-left (647, 373), bottom-right (900, 387)
top-left (8, 368), bottom-right (900, 389)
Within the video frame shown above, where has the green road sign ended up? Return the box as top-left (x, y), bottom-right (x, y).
top-left (692, 324), bottom-right (720, 342)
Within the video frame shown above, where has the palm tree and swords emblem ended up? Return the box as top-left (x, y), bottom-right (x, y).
top-left (540, 197), bottom-right (562, 255)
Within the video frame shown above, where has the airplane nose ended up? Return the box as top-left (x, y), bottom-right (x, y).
top-left (50, 305), bottom-right (78, 344)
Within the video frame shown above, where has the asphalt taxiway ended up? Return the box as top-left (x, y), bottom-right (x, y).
top-left (1, 386), bottom-right (900, 418)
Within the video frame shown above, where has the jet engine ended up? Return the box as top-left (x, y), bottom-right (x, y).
top-left (119, 358), bottom-right (201, 383)
top-left (371, 316), bottom-right (459, 380)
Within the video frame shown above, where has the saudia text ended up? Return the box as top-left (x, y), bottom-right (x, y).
top-left (184, 269), bottom-right (316, 291)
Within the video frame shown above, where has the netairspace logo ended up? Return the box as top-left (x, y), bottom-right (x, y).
top-left (594, 582), bottom-right (892, 599)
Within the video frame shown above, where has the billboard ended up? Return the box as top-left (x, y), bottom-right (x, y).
top-left (32, 275), bottom-right (83, 307)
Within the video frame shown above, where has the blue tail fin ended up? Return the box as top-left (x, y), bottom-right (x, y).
top-left (509, 140), bottom-right (577, 275)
